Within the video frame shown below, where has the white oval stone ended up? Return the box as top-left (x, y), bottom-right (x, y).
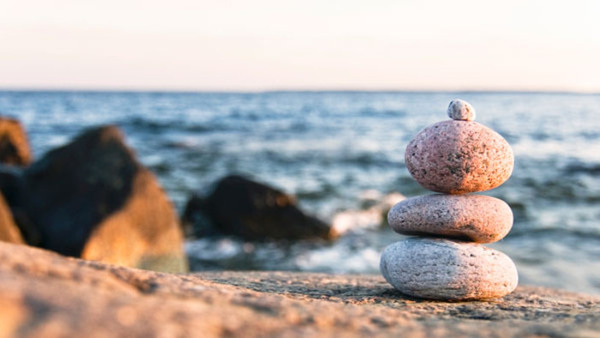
top-left (380, 238), bottom-right (518, 300)
top-left (447, 99), bottom-right (476, 121)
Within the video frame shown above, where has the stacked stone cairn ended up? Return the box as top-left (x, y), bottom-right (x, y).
top-left (380, 99), bottom-right (518, 300)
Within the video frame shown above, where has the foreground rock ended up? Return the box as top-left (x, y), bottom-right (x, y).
top-left (14, 125), bottom-right (187, 272)
top-left (0, 193), bottom-right (23, 243)
top-left (381, 238), bottom-right (518, 300)
top-left (388, 194), bottom-right (513, 243)
top-left (0, 117), bottom-right (32, 166)
top-left (183, 175), bottom-right (336, 240)
top-left (0, 242), bottom-right (598, 337)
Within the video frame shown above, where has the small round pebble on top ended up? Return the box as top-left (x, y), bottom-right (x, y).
top-left (447, 99), bottom-right (476, 121)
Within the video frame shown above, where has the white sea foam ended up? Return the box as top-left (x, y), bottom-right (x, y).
top-left (332, 191), bottom-right (405, 234)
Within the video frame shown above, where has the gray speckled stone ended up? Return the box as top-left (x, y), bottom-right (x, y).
top-left (387, 194), bottom-right (513, 243)
top-left (447, 99), bottom-right (476, 121)
top-left (405, 120), bottom-right (514, 194)
top-left (380, 238), bottom-right (518, 300)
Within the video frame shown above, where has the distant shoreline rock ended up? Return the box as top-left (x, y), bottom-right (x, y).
top-left (183, 175), bottom-right (336, 241)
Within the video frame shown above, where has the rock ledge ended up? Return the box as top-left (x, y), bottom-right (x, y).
top-left (0, 242), bottom-right (598, 337)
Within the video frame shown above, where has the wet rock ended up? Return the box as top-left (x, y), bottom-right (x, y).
top-left (405, 120), bottom-right (514, 194)
top-left (0, 193), bottom-right (23, 244)
top-left (17, 125), bottom-right (187, 272)
top-left (183, 175), bottom-right (335, 240)
top-left (388, 194), bottom-right (513, 243)
top-left (1, 242), bottom-right (598, 337)
top-left (380, 238), bottom-right (518, 300)
top-left (0, 117), bottom-right (32, 166)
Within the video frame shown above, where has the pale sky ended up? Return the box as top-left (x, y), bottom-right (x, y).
top-left (1, 0), bottom-right (599, 91)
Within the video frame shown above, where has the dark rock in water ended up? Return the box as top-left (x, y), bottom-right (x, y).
top-left (183, 175), bottom-right (336, 240)
top-left (0, 117), bottom-right (32, 166)
top-left (182, 194), bottom-right (216, 238)
top-left (0, 241), bottom-right (598, 337)
top-left (16, 125), bottom-right (187, 272)
top-left (0, 193), bottom-right (24, 244)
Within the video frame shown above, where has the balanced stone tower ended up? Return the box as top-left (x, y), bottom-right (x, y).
top-left (380, 99), bottom-right (518, 300)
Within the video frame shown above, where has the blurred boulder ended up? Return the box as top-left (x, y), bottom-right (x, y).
top-left (183, 175), bottom-right (336, 240)
top-left (16, 125), bottom-right (187, 273)
top-left (0, 192), bottom-right (24, 244)
top-left (0, 164), bottom-right (24, 207)
top-left (0, 165), bottom-right (39, 244)
top-left (0, 117), bottom-right (32, 166)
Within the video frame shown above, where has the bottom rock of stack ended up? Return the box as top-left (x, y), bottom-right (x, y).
top-left (380, 238), bottom-right (518, 300)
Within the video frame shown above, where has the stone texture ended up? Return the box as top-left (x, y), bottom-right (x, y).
top-left (447, 99), bottom-right (476, 121)
top-left (0, 242), bottom-right (599, 338)
top-left (0, 117), bottom-right (32, 166)
top-left (183, 175), bottom-right (336, 240)
top-left (0, 192), bottom-right (23, 244)
top-left (14, 125), bottom-right (187, 273)
top-left (380, 238), bottom-right (518, 300)
top-left (405, 120), bottom-right (514, 194)
top-left (388, 194), bottom-right (513, 243)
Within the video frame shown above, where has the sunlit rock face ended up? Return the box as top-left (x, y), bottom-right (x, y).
top-left (0, 117), bottom-right (32, 166)
top-left (14, 125), bottom-right (187, 273)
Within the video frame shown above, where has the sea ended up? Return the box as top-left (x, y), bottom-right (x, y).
top-left (1, 91), bottom-right (599, 295)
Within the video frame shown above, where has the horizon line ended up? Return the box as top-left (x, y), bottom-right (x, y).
top-left (0, 86), bottom-right (599, 95)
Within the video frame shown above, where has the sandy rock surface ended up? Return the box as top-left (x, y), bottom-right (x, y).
top-left (388, 194), bottom-right (513, 243)
top-left (0, 242), bottom-right (598, 337)
top-left (405, 120), bottom-right (514, 194)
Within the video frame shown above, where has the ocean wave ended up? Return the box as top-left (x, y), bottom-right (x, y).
top-left (118, 117), bottom-right (230, 134)
top-left (506, 227), bottom-right (600, 240)
top-left (563, 162), bottom-right (600, 175)
top-left (331, 191), bottom-right (405, 234)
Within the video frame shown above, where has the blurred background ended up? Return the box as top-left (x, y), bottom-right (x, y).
top-left (1, 1), bottom-right (599, 295)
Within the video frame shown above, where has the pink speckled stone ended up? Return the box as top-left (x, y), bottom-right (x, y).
top-left (387, 194), bottom-right (513, 243)
top-left (405, 120), bottom-right (514, 194)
